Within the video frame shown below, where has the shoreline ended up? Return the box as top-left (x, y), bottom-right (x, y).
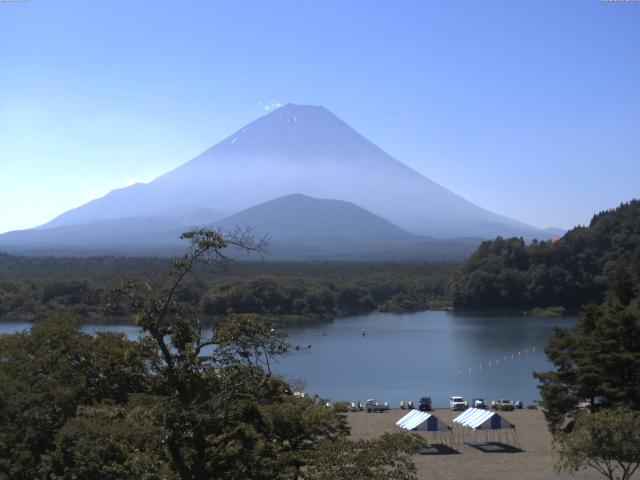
top-left (347, 408), bottom-right (601, 480)
top-left (0, 305), bottom-right (582, 326)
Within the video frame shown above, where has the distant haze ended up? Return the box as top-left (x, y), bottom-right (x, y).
top-left (0, 104), bottom-right (563, 258)
top-left (40, 104), bottom-right (555, 238)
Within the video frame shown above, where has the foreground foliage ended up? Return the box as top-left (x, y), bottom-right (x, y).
top-left (0, 229), bottom-right (419, 480)
top-left (0, 316), bottom-right (150, 479)
top-left (536, 244), bottom-right (640, 480)
top-left (305, 433), bottom-right (422, 480)
top-left (534, 248), bottom-right (640, 429)
top-left (555, 408), bottom-right (640, 480)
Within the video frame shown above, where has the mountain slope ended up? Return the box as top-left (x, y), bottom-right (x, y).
top-left (0, 209), bottom-right (223, 255)
top-left (216, 193), bottom-right (415, 242)
top-left (0, 194), bottom-right (479, 259)
top-left (213, 194), bottom-right (478, 260)
top-left (39, 103), bottom-right (551, 239)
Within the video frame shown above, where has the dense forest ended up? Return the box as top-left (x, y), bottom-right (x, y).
top-left (448, 200), bottom-right (640, 311)
top-left (0, 254), bottom-right (455, 323)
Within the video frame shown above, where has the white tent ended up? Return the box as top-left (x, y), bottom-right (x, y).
top-left (452, 408), bottom-right (519, 446)
top-left (395, 410), bottom-right (452, 444)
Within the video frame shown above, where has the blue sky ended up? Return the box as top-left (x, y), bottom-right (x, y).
top-left (1, 0), bottom-right (638, 234)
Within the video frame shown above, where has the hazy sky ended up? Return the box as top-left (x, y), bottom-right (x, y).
top-left (1, 0), bottom-right (638, 234)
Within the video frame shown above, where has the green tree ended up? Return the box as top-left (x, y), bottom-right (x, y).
top-left (42, 399), bottom-right (175, 480)
top-left (108, 228), bottom-right (371, 480)
top-left (555, 408), bottom-right (640, 480)
top-left (0, 314), bottom-right (150, 480)
top-left (304, 433), bottom-right (422, 480)
top-left (534, 250), bottom-right (640, 430)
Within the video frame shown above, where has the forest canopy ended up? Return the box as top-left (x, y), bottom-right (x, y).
top-left (448, 200), bottom-right (640, 311)
top-left (0, 256), bottom-right (454, 323)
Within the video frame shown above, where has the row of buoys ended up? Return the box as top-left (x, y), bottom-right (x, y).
top-left (457, 345), bottom-right (537, 376)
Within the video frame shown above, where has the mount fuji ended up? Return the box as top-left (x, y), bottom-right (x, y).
top-left (0, 103), bottom-right (556, 257)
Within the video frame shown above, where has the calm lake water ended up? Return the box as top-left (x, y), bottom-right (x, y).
top-left (0, 311), bottom-right (576, 407)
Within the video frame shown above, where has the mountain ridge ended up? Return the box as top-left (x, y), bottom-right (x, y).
top-left (0, 194), bottom-right (480, 260)
top-left (215, 193), bottom-right (417, 241)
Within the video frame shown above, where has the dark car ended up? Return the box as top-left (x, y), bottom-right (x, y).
top-left (472, 398), bottom-right (487, 409)
top-left (418, 397), bottom-right (432, 411)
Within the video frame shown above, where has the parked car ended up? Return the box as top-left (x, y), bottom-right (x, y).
top-left (449, 396), bottom-right (468, 411)
top-left (419, 397), bottom-right (432, 411)
top-left (515, 400), bottom-right (523, 409)
top-left (364, 399), bottom-right (390, 413)
top-left (472, 398), bottom-right (487, 409)
top-left (491, 399), bottom-right (515, 411)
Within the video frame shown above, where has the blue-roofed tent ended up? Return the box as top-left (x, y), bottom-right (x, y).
top-left (395, 410), bottom-right (452, 445)
top-left (453, 408), bottom-right (514, 430)
top-left (452, 408), bottom-right (519, 446)
top-left (396, 410), bottom-right (451, 432)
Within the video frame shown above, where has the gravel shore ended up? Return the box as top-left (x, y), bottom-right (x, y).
top-left (347, 408), bottom-right (602, 480)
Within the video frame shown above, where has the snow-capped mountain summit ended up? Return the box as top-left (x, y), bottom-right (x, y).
top-left (36, 103), bottom-right (546, 240)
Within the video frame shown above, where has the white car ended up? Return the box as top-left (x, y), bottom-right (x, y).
top-left (449, 396), bottom-right (468, 411)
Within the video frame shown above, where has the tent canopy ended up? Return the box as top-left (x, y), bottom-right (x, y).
top-left (395, 410), bottom-right (451, 432)
top-left (453, 408), bottom-right (514, 430)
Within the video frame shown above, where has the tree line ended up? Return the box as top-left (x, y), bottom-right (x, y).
top-left (448, 200), bottom-right (640, 311)
top-left (0, 255), bottom-right (454, 323)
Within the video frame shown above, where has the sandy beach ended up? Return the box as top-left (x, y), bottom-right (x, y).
top-left (347, 408), bottom-right (603, 480)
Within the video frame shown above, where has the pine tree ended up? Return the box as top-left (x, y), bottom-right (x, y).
top-left (535, 249), bottom-right (640, 430)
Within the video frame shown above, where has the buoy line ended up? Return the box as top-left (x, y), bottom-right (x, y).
top-left (457, 345), bottom-right (538, 376)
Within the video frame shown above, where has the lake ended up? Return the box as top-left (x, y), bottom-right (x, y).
top-left (0, 310), bottom-right (575, 407)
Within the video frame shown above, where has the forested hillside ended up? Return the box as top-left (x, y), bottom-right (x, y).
top-left (448, 200), bottom-right (640, 310)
